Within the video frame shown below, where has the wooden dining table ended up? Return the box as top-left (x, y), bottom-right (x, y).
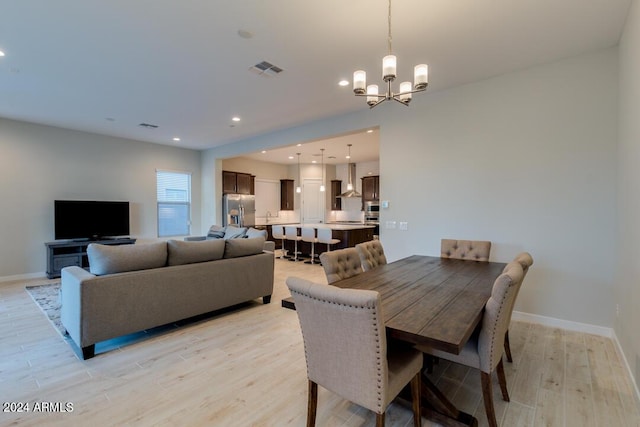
top-left (331, 255), bottom-right (506, 427)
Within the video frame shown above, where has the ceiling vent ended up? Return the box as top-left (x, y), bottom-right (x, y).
top-left (139, 123), bottom-right (159, 129)
top-left (249, 61), bottom-right (284, 77)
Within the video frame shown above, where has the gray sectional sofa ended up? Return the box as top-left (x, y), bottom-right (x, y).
top-left (61, 237), bottom-right (274, 359)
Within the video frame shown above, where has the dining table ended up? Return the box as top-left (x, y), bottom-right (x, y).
top-left (331, 254), bottom-right (507, 427)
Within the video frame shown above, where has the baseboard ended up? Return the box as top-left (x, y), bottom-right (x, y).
top-left (611, 330), bottom-right (640, 404)
top-left (511, 310), bottom-right (613, 338)
top-left (0, 272), bottom-right (47, 283)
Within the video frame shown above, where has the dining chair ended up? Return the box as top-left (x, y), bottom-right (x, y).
top-left (503, 252), bottom-right (534, 363)
top-left (316, 227), bottom-right (341, 252)
top-left (415, 261), bottom-right (524, 427)
top-left (271, 225), bottom-right (288, 259)
top-left (300, 227), bottom-right (318, 264)
top-left (285, 226), bottom-right (303, 262)
top-left (319, 247), bottom-right (362, 284)
top-left (356, 240), bottom-right (388, 271)
top-left (286, 276), bottom-right (422, 427)
top-left (441, 239), bottom-right (492, 261)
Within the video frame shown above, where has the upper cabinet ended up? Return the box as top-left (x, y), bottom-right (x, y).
top-left (330, 180), bottom-right (342, 211)
top-left (280, 179), bottom-right (294, 210)
top-left (223, 170), bottom-right (255, 195)
top-left (361, 175), bottom-right (380, 202)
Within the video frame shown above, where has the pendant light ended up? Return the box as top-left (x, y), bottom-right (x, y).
top-left (296, 153), bottom-right (302, 193)
top-left (319, 148), bottom-right (326, 192)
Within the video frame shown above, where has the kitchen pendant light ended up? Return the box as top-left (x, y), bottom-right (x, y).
top-left (296, 153), bottom-right (302, 193)
top-left (319, 148), bottom-right (326, 192)
top-left (352, 0), bottom-right (428, 108)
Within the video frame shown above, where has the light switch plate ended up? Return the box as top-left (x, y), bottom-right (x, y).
top-left (386, 221), bottom-right (396, 229)
top-left (381, 200), bottom-right (389, 209)
top-left (399, 221), bottom-right (408, 230)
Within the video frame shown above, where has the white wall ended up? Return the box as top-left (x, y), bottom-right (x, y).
top-left (203, 47), bottom-right (619, 329)
top-left (616, 0), bottom-right (640, 388)
top-left (0, 118), bottom-right (201, 278)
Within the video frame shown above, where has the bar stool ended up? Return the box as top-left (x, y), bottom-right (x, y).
top-left (285, 226), bottom-right (303, 262)
top-left (301, 227), bottom-right (319, 264)
top-left (316, 228), bottom-right (340, 254)
top-left (271, 225), bottom-right (288, 259)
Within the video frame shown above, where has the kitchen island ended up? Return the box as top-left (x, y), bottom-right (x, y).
top-left (267, 223), bottom-right (375, 256)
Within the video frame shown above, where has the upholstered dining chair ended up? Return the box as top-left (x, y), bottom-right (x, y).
top-left (286, 277), bottom-right (422, 427)
top-left (415, 261), bottom-right (524, 427)
top-left (356, 240), bottom-right (388, 272)
top-left (319, 247), bottom-right (362, 284)
top-left (441, 239), bottom-right (492, 262)
top-left (503, 252), bottom-right (534, 363)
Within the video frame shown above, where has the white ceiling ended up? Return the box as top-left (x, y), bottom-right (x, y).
top-left (0, 0), bottom-right (631, 153)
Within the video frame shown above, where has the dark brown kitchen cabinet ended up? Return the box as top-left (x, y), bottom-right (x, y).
top-left (330, 180), bottom-right (342, 210)
top-left (361, 175), bottom-right (379, 201)
top-left (222, 170), bottom-right (254, 195)
top-left (281, 179), bottom-right (294, 210)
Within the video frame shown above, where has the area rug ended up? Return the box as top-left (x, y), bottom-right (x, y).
top-left (25, 282), bottom-right (66, 337)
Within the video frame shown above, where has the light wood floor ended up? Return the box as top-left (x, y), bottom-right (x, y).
top-left (1, 255), bottom-right (639, 426)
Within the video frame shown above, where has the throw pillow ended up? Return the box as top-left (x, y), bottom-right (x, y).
top-left (245, 227), bottom-right (267, 239)
top-left (88, 242), bottom-right (167, 275)
top-left (167, 239), bottom-right (225, 266)
top-left (207, 225), bottom-right (225, 239)
top-left (223, 226), bottom-right (247, 239)
top-left (223, 237), bottom-right (265, 258)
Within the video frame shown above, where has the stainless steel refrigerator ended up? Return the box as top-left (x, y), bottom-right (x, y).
top-left (222, 194), bottom-right (256, 227)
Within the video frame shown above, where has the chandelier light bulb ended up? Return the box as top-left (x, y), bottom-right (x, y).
top-left (353, 70), bottom-right (366, 94)
top-left (399, 81), bottom-right (412, 103)
top-left (382, 55), bottom-right (397, 81)
top-left (367, 85), bottom-right (379, 107)
top-left (414, 64), bottom-right (428, 90)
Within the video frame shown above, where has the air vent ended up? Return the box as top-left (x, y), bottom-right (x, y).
top-left (139, 123), bottom-right (158, 129)
top-left (249, 60), bottom-right (284, 77)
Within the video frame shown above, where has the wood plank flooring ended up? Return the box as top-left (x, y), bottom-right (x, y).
top-left (1, 255), bottom-right (639, 426)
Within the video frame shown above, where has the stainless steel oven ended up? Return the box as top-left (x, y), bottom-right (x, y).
top-left (364, 201), bottom-right (379, 236)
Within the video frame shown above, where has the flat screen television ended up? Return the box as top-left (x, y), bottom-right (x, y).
top-left (54, 200), bottom-right (130, 240)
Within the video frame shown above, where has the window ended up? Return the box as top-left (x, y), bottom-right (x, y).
top-left (156, 170), bottom-right (191, 237)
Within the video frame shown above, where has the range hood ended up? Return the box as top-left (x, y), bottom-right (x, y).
top-left (339, 163), bottom-right (361, 198)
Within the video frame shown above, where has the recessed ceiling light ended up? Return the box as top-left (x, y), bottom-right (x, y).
top-left (261, 150), bottom-right (267, 154)
top-left (232, 116), bottom-right (241, 122)
top-left (288, 156), bottom-right (294, 160)
top-left (296, 143), bottom-right (302, 147)
top-left (173, 137), bottom-right (181, 142)
top-left (0, 50), bottom-right (5, 57)
top-left (338, 80), bottom-right (349, 86)
top-left (367, 129), bottom-right (374, 133)
top-left (312, 160), bottom-right (317, 164)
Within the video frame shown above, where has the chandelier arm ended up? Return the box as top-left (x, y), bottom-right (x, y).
top-left (391, 96), bottom-right (410, 106)
top-left (354, 93), bottom-right (387, 99)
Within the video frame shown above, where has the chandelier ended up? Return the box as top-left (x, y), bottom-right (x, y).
top-left (353, 0), bottom-right (428, 108)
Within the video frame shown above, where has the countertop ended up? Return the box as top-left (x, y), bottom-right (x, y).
top-left (278, 223), bottom-right (375, 230)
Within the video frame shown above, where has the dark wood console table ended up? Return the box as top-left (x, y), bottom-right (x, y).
top-left (45, 238), bottom-right (136, 279)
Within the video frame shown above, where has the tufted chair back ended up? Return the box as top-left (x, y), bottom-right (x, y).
top-left (319, 247), bottom-right (363, 284)
top-left (441, 239), bottom-right (492, 261)
top-left (356, 240), bottom-right (388, 272)
top-left (477, 261), bottom-right (524, 373)
top-left (286, 276), bottom-right (423, 426)
top-left (512, 252), bottom-right (534, 275)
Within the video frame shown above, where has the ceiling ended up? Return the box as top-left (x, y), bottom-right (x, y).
top-left (0, 1), bottom-right (631, 152)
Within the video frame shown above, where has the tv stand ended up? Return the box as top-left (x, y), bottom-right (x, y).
top-left (45, 238), bottom-right (136, 279)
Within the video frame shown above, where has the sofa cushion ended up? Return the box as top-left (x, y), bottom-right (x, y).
top-left (224, 237), bottom-right (266, 258)
top-left (245, 227), bottom-right (267, 239)
top-left (207, 225), bottom-right (225, 239)
top-left (224, 226), bottom-right (247, 239)
top-left (88, 242), bottom-right (167, 275)
top-left (167, 239), bottom-right (225, 266)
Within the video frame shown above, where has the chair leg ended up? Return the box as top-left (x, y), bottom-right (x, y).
top-left (376, 412), bottom-right (385, 427)
top-left (307, 380), bottom-right (317, 427)
top-left (411, 372), bottom-right (422, 427)
top-left (496, 358), bottom-right (510, 402)
top-left (480, 371), bottom-right (498, 427)
top-left (504, 330), bottom-right (513, 363)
